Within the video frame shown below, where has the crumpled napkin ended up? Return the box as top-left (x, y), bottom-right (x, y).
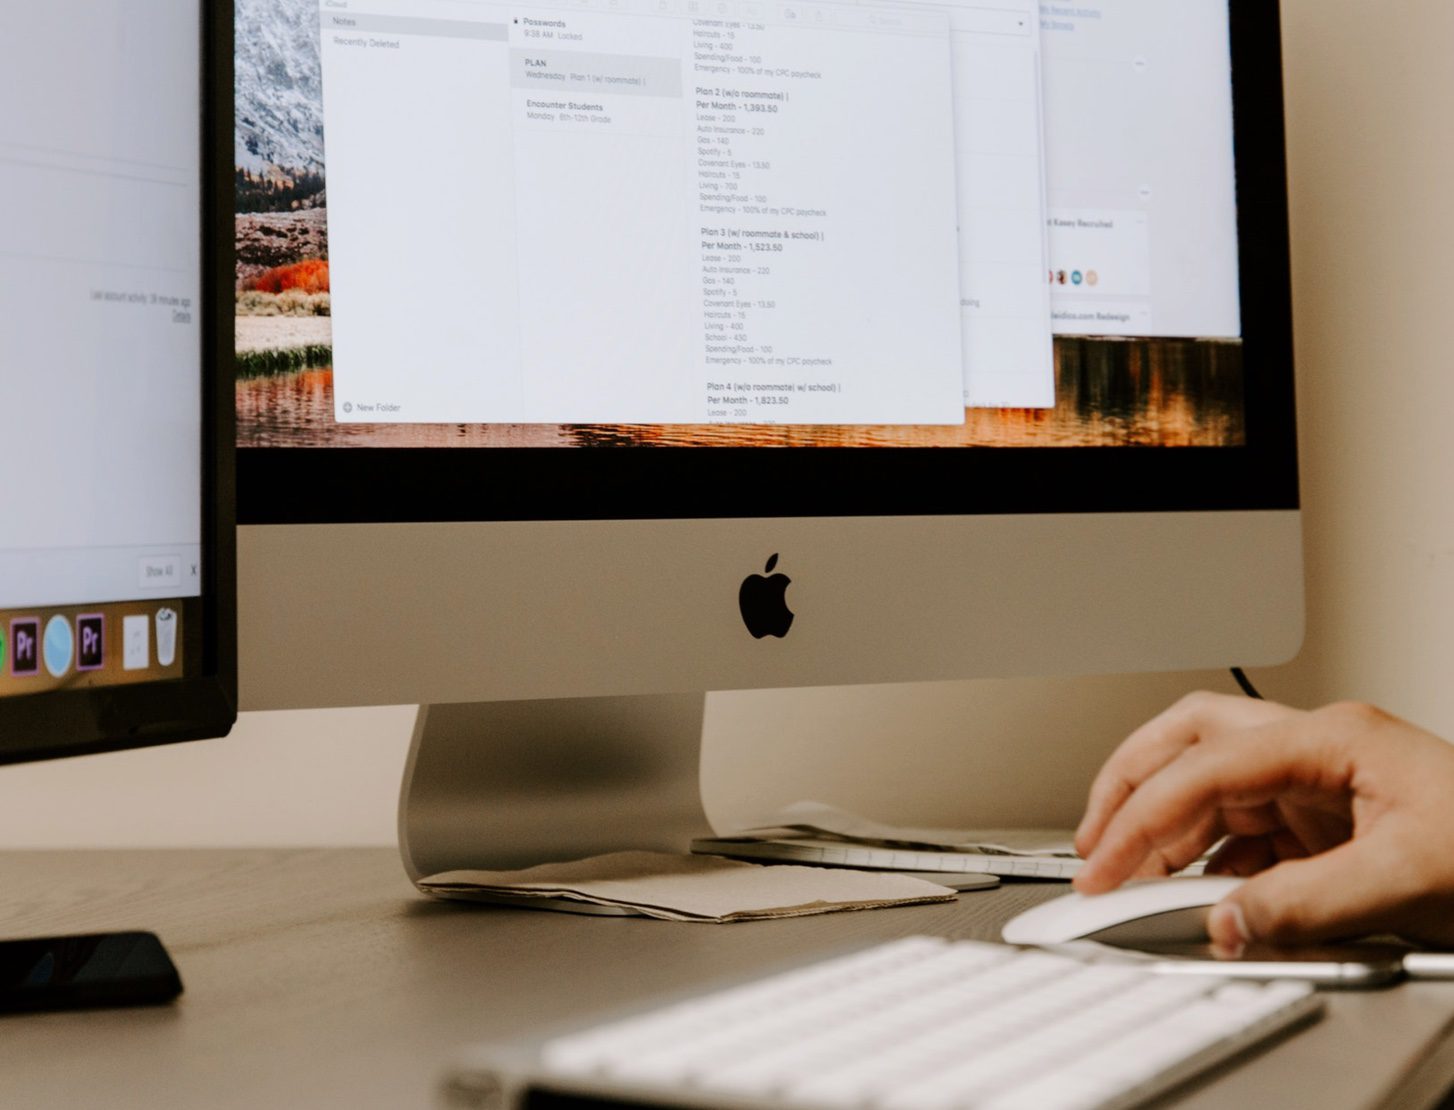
top-left (418, 850), bottom-right (956, 922)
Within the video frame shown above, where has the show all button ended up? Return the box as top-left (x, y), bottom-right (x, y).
top-left (139, 555), bottom-right (183, 590)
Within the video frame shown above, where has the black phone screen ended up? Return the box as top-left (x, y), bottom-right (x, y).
top-left (0, 932), bottom-right (183, 1013)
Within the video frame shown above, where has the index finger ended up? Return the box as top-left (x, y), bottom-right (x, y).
top-left (1077, 712), bottom-right (1355, 893)
top-left (1075, 691), bottom-right (1296, 858)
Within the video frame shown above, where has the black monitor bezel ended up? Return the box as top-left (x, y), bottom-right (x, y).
top-left (0, 2), bottom-right (238, 766)
top-left (238, 0), bottom-right (1297, 526)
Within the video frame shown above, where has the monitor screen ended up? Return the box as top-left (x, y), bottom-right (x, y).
top-left (234, 0), bottom-right (1295, 528)
top-left (236, 0), bottom-right (1247, 449)
top-left (1, 1), bottom-right (208, 701)
top-left (0, 0), bottom-right (232, 762)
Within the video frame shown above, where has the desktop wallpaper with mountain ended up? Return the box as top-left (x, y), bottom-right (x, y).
top-left (233, 0), bottom-right (1246, 448)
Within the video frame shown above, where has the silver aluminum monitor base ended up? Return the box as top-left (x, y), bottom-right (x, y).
top-left (398, 694), bottom-right (714, 883)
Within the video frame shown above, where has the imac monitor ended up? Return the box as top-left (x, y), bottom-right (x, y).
top-left (232, 0), bottom-right (1300, 875)
top-left (0, 2), bottom-right (235, 765)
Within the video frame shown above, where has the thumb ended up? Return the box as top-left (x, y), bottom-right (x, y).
top-left (1208, 841), bottom-right (1399, 952)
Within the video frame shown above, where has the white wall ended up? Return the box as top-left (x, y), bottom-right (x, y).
top-left (0, 706), bottom-right (415, 847)
top-left (2, 0), bottom-right (1451, 848)
top-left (1266, 0), bottom-right (1454, 732)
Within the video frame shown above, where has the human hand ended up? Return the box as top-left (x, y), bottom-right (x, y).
top-left (1073, 692), bottom-right (1454, 952)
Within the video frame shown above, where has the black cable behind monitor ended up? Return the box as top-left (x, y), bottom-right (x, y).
top-left (1230, 667), bottom-right (1264, 700)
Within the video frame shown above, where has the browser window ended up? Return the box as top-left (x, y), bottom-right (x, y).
top-left (319, 0), bottom-right (1053, 424)
top-left (1041, 1), bottom-right (1240, 338)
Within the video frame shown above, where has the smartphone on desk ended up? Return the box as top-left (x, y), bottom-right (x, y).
top-left (0, 932), bottom-right (183, 1014)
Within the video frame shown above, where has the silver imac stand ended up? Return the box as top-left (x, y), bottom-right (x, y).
top-left (397, 694), bottom-right (714, 882)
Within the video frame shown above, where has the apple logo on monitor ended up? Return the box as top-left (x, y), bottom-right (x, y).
top-left (739, 554), bottom-right (794, 639)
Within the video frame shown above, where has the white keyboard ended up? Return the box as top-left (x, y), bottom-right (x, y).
top-left (446, 937), bottom-right (1322, 1110)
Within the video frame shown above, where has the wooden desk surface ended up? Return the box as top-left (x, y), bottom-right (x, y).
top-left (2, 849), bottom-right (1453, 1110)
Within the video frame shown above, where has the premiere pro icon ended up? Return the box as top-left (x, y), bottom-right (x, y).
top-left (10, 618), bottom-right (39, 676)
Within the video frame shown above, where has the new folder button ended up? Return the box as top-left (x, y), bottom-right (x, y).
top-left (139, 555), bottom-right (183, 590)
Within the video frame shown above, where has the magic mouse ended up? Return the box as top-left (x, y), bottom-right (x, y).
top-left (1001, 876), bottom-right (1245, 947)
